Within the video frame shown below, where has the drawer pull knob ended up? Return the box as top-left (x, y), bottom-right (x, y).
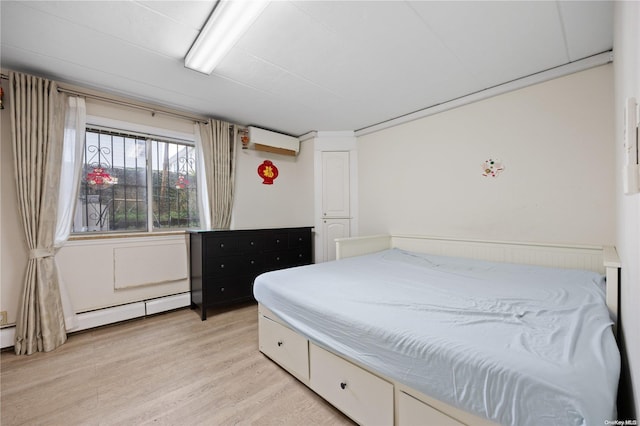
top-left (220, 243), bottom-right (224, 248)
top-left (220, 264), bottom-right (225, 268)
top-left (250, 260), bottom-right (255, 264)
top-left (340, 382), bottom-right (347, 390)
top-left (221, 287), bottom-right (225, 292)
top-left (276, 256), bottom-right (280, 261)
top-left (277, 341), bottom-right (283, 347)
top-left (250, 241), bottom-right (255, 245)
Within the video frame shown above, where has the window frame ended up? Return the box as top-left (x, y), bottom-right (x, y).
top-left (72, 115), bottom-right (200, 236)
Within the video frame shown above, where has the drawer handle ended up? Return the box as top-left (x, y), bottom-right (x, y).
top-left (250, 260), bottom-right (255, 265)
top-left (298, 254), bottom-right (303, 258)
top-left (220, 264), bottom-right (225, 268)
top-left (220, 243), bottom-right (224, 248)
top-left (221, 287), bottom-right (225, 292)
top-left (276, 239), bottom-right (280, 243)
top-left (340, 382), bottom-right (347, 390)
top-left (298, 237), bottom-right (303, 241)
top-left (276, 256), bottom-right (280, 261)
top-left (277, 341), bottom-right (283, 347)
top-left (250, 241), bottom-right (255, 246)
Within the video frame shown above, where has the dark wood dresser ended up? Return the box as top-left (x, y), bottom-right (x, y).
top-left (188, 227), bottom-right (313, 320)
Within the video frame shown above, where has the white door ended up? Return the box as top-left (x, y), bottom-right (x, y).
top-left (323, 219), bottom-right (351, 262)
top-left (322, 151), bottom-right (350, 218)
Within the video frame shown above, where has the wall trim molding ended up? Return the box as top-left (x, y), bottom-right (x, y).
top-left (355, 51), bottom-right (613, 137)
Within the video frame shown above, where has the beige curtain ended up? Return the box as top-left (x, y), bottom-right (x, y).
top-left (197, 119), bottom-right (236, 229)
top-left (10, 71), bottom-right (68, 355)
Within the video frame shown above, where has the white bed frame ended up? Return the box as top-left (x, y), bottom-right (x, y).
top-left (258, 234), bottom-right (621, 426)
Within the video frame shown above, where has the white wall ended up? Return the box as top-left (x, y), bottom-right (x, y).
top-left (357, 65), bottom-right (615, 246)
top-left (614, 1), bottom-right (640, 419)
top-left (231, 139), bottom-right (314, 229)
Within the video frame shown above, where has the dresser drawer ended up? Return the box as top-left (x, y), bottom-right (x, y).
top-left (205, 236), bottom-right (239, 256)
top-left (288, 248), bottom-right (312, 266)
top-left (208, 255), bottom-right (263, 277)
top-left (309, 343), bottom-right (393, 426)
top-left (237, 234), bottom-right (263, 252)
top-left (204, 275), bottom-right (253, 305)
top-left (264, 232), bottom-right (289, 251)
top-left (398, 391), bottom-right (464, 426)
top-left (263, 251), bottom-right (290, 270)
top-left (259, 315), bottom-right (309, 382)
top-left (288, 229), bottom-right (311, 248)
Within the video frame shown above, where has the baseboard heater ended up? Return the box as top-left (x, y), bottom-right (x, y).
top-left (0, 292), bottom-right (190, 350)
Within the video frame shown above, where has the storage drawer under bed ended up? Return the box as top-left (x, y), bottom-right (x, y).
top-left (398, 391), bottom-right (464, 426)
top-left (310, 343), bottom-right (394, 426)
top-left (258, 314), bottom-right (309, 382)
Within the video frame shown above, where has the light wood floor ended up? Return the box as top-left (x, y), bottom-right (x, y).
top-left (0, 303), bottom-right (355, 426)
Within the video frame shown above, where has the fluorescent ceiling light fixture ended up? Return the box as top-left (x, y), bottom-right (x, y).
top-left (185, 0), bottom-right (270, 74)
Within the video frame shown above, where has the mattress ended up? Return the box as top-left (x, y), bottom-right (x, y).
top-left (253, 248), bottom-right (619, 426)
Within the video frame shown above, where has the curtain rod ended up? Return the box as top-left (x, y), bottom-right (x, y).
top-left (1, 72), bottom-right (219, 126)
top-left (57, 86), bottom-right (210, 125)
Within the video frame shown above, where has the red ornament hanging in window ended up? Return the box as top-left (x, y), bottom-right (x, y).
top-left (257, 160), bottom-right (278, 185)
top-left (86, 166), bottom-right (117, 187)
top-left (175, 174), bottom-right (189, 189)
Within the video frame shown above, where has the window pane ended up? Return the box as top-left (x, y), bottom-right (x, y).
top-left (73, 127), bottom-right (199, 234)
top-left (73, 129), bottom-right (147, 233)
top-left (151, 140), bottom-right (199, 230)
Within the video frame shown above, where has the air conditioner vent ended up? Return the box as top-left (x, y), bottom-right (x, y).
top-left (247, 126), bottom-right (300, 156)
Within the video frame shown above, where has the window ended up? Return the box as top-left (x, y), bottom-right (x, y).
top-left (73, 126), bottom-right (200, 233)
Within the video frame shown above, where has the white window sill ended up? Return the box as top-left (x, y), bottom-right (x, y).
top-left (69, 230), bottom-right (189, 242)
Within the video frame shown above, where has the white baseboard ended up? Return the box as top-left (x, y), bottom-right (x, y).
top-left (1, 327), bottom-right (15, 349)
top-left (145, 292), bottom-right (190, 315)
top-left (0, 292), bottom-right (191, 350)
top-left (74, 302), bottom-right (147, 332)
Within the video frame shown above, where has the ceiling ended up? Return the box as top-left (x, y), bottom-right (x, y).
top-left (0, 1), bottom-right (613, 137)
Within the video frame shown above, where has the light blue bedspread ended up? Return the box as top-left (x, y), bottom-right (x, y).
top-left (253, 248), bottom-right (619, 426)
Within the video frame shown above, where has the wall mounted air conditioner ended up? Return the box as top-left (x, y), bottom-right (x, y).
top-left (246, 126), bottom-right (299, 156)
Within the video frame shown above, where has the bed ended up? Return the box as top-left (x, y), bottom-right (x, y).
top-left (253, 234), bottom-right (621, 426)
